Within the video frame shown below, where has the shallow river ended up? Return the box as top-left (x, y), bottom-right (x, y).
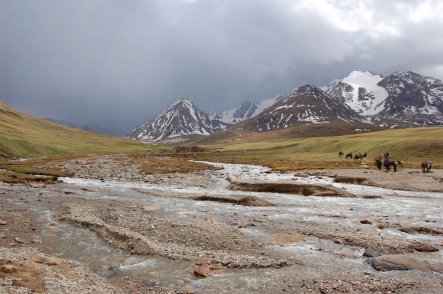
top-left (13, 162), bottom-right (443, 292)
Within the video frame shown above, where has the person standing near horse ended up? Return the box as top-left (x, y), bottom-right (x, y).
top-left (374, 155), bottom-right (382, 170)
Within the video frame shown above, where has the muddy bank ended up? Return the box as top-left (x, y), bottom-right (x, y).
top-left (296, 168), bottom-right (443, 192)
top-left (228, 181), bottom-right (354, 197)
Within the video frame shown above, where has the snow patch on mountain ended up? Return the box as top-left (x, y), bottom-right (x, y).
top-left (210, 95), bottom-right (284, 124)
top-left (327, 71), bottom-right (388, 116)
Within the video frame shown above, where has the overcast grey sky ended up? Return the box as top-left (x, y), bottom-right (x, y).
top-left (1, 0), bottom-right (443, 135)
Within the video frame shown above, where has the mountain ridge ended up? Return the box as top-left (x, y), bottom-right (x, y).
top-left (130, 70), bottom-right (443, 142)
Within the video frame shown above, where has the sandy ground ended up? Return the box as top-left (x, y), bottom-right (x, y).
top-left (1, 154), bottom-right (443, 293)
top-left (295, 168), bottom-right (443, 192)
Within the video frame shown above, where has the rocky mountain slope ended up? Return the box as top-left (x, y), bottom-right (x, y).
top-left (130, 70), bottom-right (443, 142)
top-left (239, 85), bottom-right (366, 132)
top-left (129, 99), bottom-right (227, 142)
top-left (210, 95), bottom-right (284, 124)
top-left (325, 71), bottom-right (443, 127)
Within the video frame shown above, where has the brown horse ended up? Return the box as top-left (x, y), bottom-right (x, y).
top-left (338, 151), bottom-right (344, 157)
top-left (395, 160), bottom-right (404, 170)
top-left (345, 152), bottom-right (353, 159)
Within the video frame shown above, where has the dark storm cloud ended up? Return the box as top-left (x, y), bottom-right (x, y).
top-left (1, 0), bottom-right (443, 135)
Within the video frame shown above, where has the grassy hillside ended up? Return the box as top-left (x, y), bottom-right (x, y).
top-left (195, 122), bottom-right (382, 144)
top-left (0, 102), bottom-right (158, 158)
top-left (195, 127), bottom-right (443, 170)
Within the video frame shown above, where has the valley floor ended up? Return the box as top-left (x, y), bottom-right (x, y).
top-left (1, 155), bottom-right (442, 293)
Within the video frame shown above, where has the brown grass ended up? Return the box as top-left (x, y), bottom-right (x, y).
top-left (273, 233), bottom-right (305, 245)
top-left (194, 152), bottom-right (365, 172)
top-left (0, 156), bottom-right (73, 184)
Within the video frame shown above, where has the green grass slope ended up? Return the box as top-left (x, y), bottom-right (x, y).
top-left (199, 127), bottom-right (443, 169)
top-left (0, 102), bottom-right (157, 158)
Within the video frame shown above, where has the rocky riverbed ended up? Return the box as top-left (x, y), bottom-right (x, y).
top-left (1, 155), bottom-right (443, 293)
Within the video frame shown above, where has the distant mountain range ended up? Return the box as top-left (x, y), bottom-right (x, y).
top-left (130, 70), bottom-right (443, 142)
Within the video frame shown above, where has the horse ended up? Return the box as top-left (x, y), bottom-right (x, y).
top-left (421, 161), bottom-right (432, 173)
top-left (395, 160), bottom-right (404, 170)
top-left (338, 151), bottom-right (344, 157)
top-left (384, 160), bottom-right (397, 172)
top-left (345, 152), bottom-right (353, 159)
top-left (353, 153), bottom-right (367, 161)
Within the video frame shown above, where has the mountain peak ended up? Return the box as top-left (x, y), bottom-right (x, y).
top-left (170, 98), bottom-right (193, 108)
top-left (129, 98), bottom-right (227, 142)
top-left (297, 84), bottom-right (322, 93)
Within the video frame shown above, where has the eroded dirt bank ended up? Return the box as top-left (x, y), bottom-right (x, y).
top-left (1, 154), bottom-right (442, 293)
top-left (295, 168), bottom-right (443, 192)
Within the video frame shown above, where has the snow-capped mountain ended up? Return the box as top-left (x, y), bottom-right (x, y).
top-left (240, 85), bottom-right (365, 132)
top-left (326, 70), bottom-right (443, 127)
top-left (210, 95), bottom-right (284, 124)
top-left (130, 70), bottom-right (443, 143)
top-left (129, 99), bottom-right (227, 142)
top-left (325, 71), bottom-right (388, 116)
top-left (375, 71), bottom-right (443, 126)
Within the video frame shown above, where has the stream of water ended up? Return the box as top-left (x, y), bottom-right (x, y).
top-left (12, 161), bottom-right (443, 292)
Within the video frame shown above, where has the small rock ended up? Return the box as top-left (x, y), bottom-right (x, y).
top-left (14, 237), bottom-right (27, 244)
top-left (363, 248), bottom-right (379, 258)
top-left (142, 205), bottom-right (161, 212)
top-left (55, 273), bottom-right (67, 280)
top-left (48, 228), bottom-right (61, 234)
top-left (0, 219), bottom-right (7, 225)
top-left (0, 264), bottom-right (18, 273)
top-left (32, 255), bottom-right (61, 266)
top-left (143, 281), bottom-right (160, 287)
top-left (371, 255), bottom-right (443, 273)
top-left (360, 219), bottom-right (374, 225)
top-left (193, 269), bottom-right (208, 278)
top-left (412, 243), bottom-right (439, 252)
